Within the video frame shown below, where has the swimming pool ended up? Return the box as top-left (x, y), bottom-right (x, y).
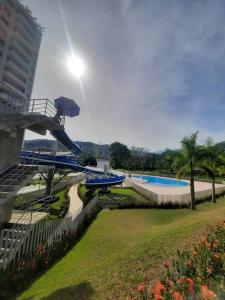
top-left (132, 175), bottom-right (189, 188)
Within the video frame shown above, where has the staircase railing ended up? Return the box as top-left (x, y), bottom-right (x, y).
top-left (0, 196), bottom-right (98, 269)
top-left (0, 81), bottom-right (64, 126)
top-left (0, 151), bottom-right (40, 193)
top-left (0, 194), bottom-right (52, 269)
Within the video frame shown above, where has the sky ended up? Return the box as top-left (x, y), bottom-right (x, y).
top-left (22, 0), bottom-right (225, 151)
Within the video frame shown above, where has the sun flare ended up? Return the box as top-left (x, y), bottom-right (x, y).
top-left (67, 55), bottom-right (85, 78)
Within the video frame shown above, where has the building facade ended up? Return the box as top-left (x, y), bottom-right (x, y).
top-left (0, 0), bottom-right (42, 100)
top-left (0, 0), bottom-right (42, 173)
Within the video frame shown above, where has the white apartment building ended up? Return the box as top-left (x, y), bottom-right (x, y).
top-left (0, 0), bottom-right (42, 100)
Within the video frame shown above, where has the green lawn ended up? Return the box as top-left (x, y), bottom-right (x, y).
top-left (47, 188), bottom-right (69, 220)
top-left (78, 184), bottom-right (149, 206)
top-left (18, 197), bottom-right (225, 300)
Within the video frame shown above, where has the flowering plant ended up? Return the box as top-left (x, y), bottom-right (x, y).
top-left (137, 220), bottom-right (225, 299)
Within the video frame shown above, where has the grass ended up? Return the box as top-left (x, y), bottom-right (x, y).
top-left (47, 188), bottom-right (69, 220)
top-left (13, 190), bottom-right (44, 209)
top-left (98, 187), bottom-right (150, 206)
top-left (18, 196), bottom-right (225, 300)
top-left (13, 187), bottom-right (68, 219)
top-left (78, 184), bottom-right (149, 206)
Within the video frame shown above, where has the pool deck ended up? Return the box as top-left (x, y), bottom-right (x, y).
top-left (126, 175), bottom-right (225, 205)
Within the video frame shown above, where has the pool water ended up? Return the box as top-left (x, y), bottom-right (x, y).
top-left (132, 175), bottom-right (189, 188)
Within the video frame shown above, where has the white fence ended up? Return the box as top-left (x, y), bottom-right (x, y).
top-left (0, 196), bottom-right (98, 270)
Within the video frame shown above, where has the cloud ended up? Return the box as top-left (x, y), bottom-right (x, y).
top-left (22, 0), bottom-right (225, 151)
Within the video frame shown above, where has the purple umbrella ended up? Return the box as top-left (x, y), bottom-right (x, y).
top-left (54, 96), bottom-right (80, 117)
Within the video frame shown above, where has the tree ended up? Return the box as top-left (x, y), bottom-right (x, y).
top-left (173, 132), bottom-right (201, 210)
top-left (198, 139), bottom-right (222, 203)
top-left (41, 168), bottom-right (70, 196)
top-left (200, 161), bottom-right (217, 203)
top-left (163, 149), bottom-right (180, 173)
top-left (109, 142), bottom-right (131, 169)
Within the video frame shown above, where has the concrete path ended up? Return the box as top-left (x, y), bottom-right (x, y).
top-left (66, 183), bottom-right (83, 220)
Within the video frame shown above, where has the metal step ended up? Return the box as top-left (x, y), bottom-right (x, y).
top-left (0, 184), bottom-right (20, 191)
top-left (0, 179), bottom-right (22, 185)
top-left (1, 238), bottom-right (21, 248)
top-left (0, 191), bottom-right (13, 199)
top-left (0, 185), bottom-right (18, 192)
top-left (3, 229), bottom-right (26, 235)
top-left (0, 175), bottom-right (28, 184)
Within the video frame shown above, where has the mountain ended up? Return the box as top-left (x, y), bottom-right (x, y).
top-left (216, 141), bottom-right (225, 151)
top-left (23, 139), bottom-right (110, 157)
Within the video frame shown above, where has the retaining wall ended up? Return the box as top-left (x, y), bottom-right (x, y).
top-left (127, 180), bottom-right (225, 206)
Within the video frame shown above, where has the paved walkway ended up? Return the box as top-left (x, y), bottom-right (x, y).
top-left (66, 183), bottom-right (83, 220)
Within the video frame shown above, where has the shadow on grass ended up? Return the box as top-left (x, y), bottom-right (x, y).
top-left (22, 282), bottom-right (94, 300)
top-left (43, 282), bottom-right (94, 300)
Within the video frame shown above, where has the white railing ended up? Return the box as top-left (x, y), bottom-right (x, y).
top-left (0, 196), bottom-right (98, 270)
top-left (0, 81), bottom-right (64, 125)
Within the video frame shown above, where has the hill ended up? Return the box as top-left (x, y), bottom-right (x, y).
top-left (23, 139), bottom-right (110, 157)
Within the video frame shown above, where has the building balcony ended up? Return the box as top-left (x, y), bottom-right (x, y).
top-left (14, 31), bottom-right (32, 56)
top-left (16, 20), bottom-right (40, 47)
top-left (3, 1), bottom-right (13, 18)
top-left (0, 14), bottom-right (10, 28)
top-left (5, 62), bottom-right (27, 84)
top-left (5, 0), bottom-right (14, 10)
top-left (0, 24), bottom-right (8, 41)
top-left (1, 79), bottom-right (25, 100)
top-left (6, 58), bottom-right (27, 79)
top-left (16, 23), bottom-right (35, 47)
top-left (0, 16), bottom-right (10, 35)
top-left (3, 72), bottom-right (26, 96)
top-left (9, 47), bottom-right (29, 73)
top-left (18, 8), bottom-right (42, 36)
top-left (10, 42), bottom-right (31, 66)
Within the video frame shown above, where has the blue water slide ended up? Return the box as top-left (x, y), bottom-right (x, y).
top-left (84, 176), bottom-right (125, 188)
top-left (20, 151), bottom-right (102, 174)
top-left (20, 151), bottom-right (125, 187)
top-left (50, 130), bottom-right (82, 155)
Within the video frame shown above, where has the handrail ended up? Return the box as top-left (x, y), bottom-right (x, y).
top-left (0, 151), bottom-right (39, 192)
top-left (0, 193), bottom-right (52, 267)
top-left (0, 81), bottom-right (64, 124)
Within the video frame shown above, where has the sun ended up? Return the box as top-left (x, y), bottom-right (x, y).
top-left (67, 55), bottom-right (85, 78)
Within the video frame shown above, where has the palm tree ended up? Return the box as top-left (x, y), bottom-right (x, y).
top-left (199, 161), bottom-right (217, 203)
top-left (173, 132), bottom-right (200, 210)
top-left (198, 140), bottom-right (222, 204)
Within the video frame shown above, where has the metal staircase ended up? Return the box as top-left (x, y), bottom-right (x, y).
top-left (0, 195), bottom-right (52, 269)
top-left (0, 164), bottom-right (39, 201)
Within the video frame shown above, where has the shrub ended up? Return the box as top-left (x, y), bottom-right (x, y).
top-left (137, 220), bottom-right (225, 299)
